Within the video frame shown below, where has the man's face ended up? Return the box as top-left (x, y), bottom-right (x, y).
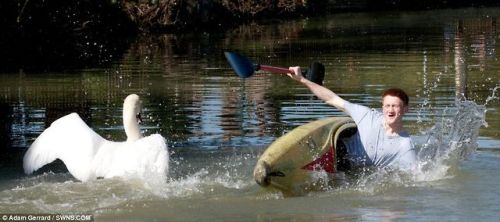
top-left (382, 95), bottom-right (408, 125)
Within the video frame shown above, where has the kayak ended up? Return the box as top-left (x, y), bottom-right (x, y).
top-left (253, 117), bottom-right (357, 196)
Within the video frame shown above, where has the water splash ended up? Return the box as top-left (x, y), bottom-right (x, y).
top-left (484, 85), bottom-right (499, 106)
top-left (415, 100), bottom-right (487, 181)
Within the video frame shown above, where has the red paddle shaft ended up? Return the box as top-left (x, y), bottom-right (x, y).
top-left (258, 65), bottom-right (294, 74)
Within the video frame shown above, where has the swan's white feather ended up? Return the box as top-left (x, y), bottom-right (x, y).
top-left (23, 112), bottom-right (169, 182)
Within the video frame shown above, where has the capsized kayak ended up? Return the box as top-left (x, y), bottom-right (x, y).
top-left (253, 117), bottom-right (357, 196)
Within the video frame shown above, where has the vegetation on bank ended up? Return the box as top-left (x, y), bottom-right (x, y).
top-left (120, 0), bottom-right (327, 31)
top-left (9, 0), bottom-right (499, 34)
top-left (118, 0), bottom-right (499, 31)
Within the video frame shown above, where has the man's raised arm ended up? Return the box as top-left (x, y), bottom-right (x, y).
top-left (288, 66), bottom-right (347, 111)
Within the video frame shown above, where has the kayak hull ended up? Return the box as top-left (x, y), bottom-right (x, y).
top-left (253, 117), bottom-right (356, 196)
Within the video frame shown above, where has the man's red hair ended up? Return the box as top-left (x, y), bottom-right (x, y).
top-left (382, 88), bottom-right (409, 106)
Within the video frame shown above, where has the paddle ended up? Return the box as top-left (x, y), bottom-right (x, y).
top-left (224, 52), bottom-right (325, 85)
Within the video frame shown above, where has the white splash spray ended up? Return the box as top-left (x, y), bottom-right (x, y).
top-left (414, 100), bottom-right (487, 181)
top-left (415, 83), bottom-right (500, 183)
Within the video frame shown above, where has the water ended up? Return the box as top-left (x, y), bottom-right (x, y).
top-left (1, 8), bottom-right (500, 221)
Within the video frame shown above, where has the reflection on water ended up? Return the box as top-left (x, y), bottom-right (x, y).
top-left (1, 9), bottom-right (498, 152)
top-left (0, 7), bottom-right (499, 221)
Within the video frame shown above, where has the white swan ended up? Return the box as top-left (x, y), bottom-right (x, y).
top-left (23, 94), bottom-right (169, 182)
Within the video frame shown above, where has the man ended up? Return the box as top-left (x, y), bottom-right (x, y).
top-left (287, 66), bottom-right (417, 172)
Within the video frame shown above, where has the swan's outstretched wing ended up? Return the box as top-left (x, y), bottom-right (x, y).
top-left (23, 113), bottom-right (105, 181)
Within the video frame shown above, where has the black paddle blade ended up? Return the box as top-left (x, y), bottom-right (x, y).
top-left (303, 62), bottom-right (325, 86)
top-left (224, 52), bottom-right (257, 78)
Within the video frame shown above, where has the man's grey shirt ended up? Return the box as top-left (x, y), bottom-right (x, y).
top-left (342, 101), bottom-right (417, 171)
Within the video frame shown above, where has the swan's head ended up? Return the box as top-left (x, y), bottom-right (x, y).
top-left (123, 94), bottom-right (143, 141)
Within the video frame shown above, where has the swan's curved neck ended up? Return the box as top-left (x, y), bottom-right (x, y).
top-left (123, 103), bottom-right (143, 142)
top-left (123, 119), bottom-right (142, 141)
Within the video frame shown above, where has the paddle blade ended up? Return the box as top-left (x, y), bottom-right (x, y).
top-left (303, 62), bottom-right (325, 86)
top-left (224, 52), bottom-right (257, 78)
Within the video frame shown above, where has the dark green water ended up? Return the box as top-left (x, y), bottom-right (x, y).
top-left (0, 7), bottom-right (499, 221)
